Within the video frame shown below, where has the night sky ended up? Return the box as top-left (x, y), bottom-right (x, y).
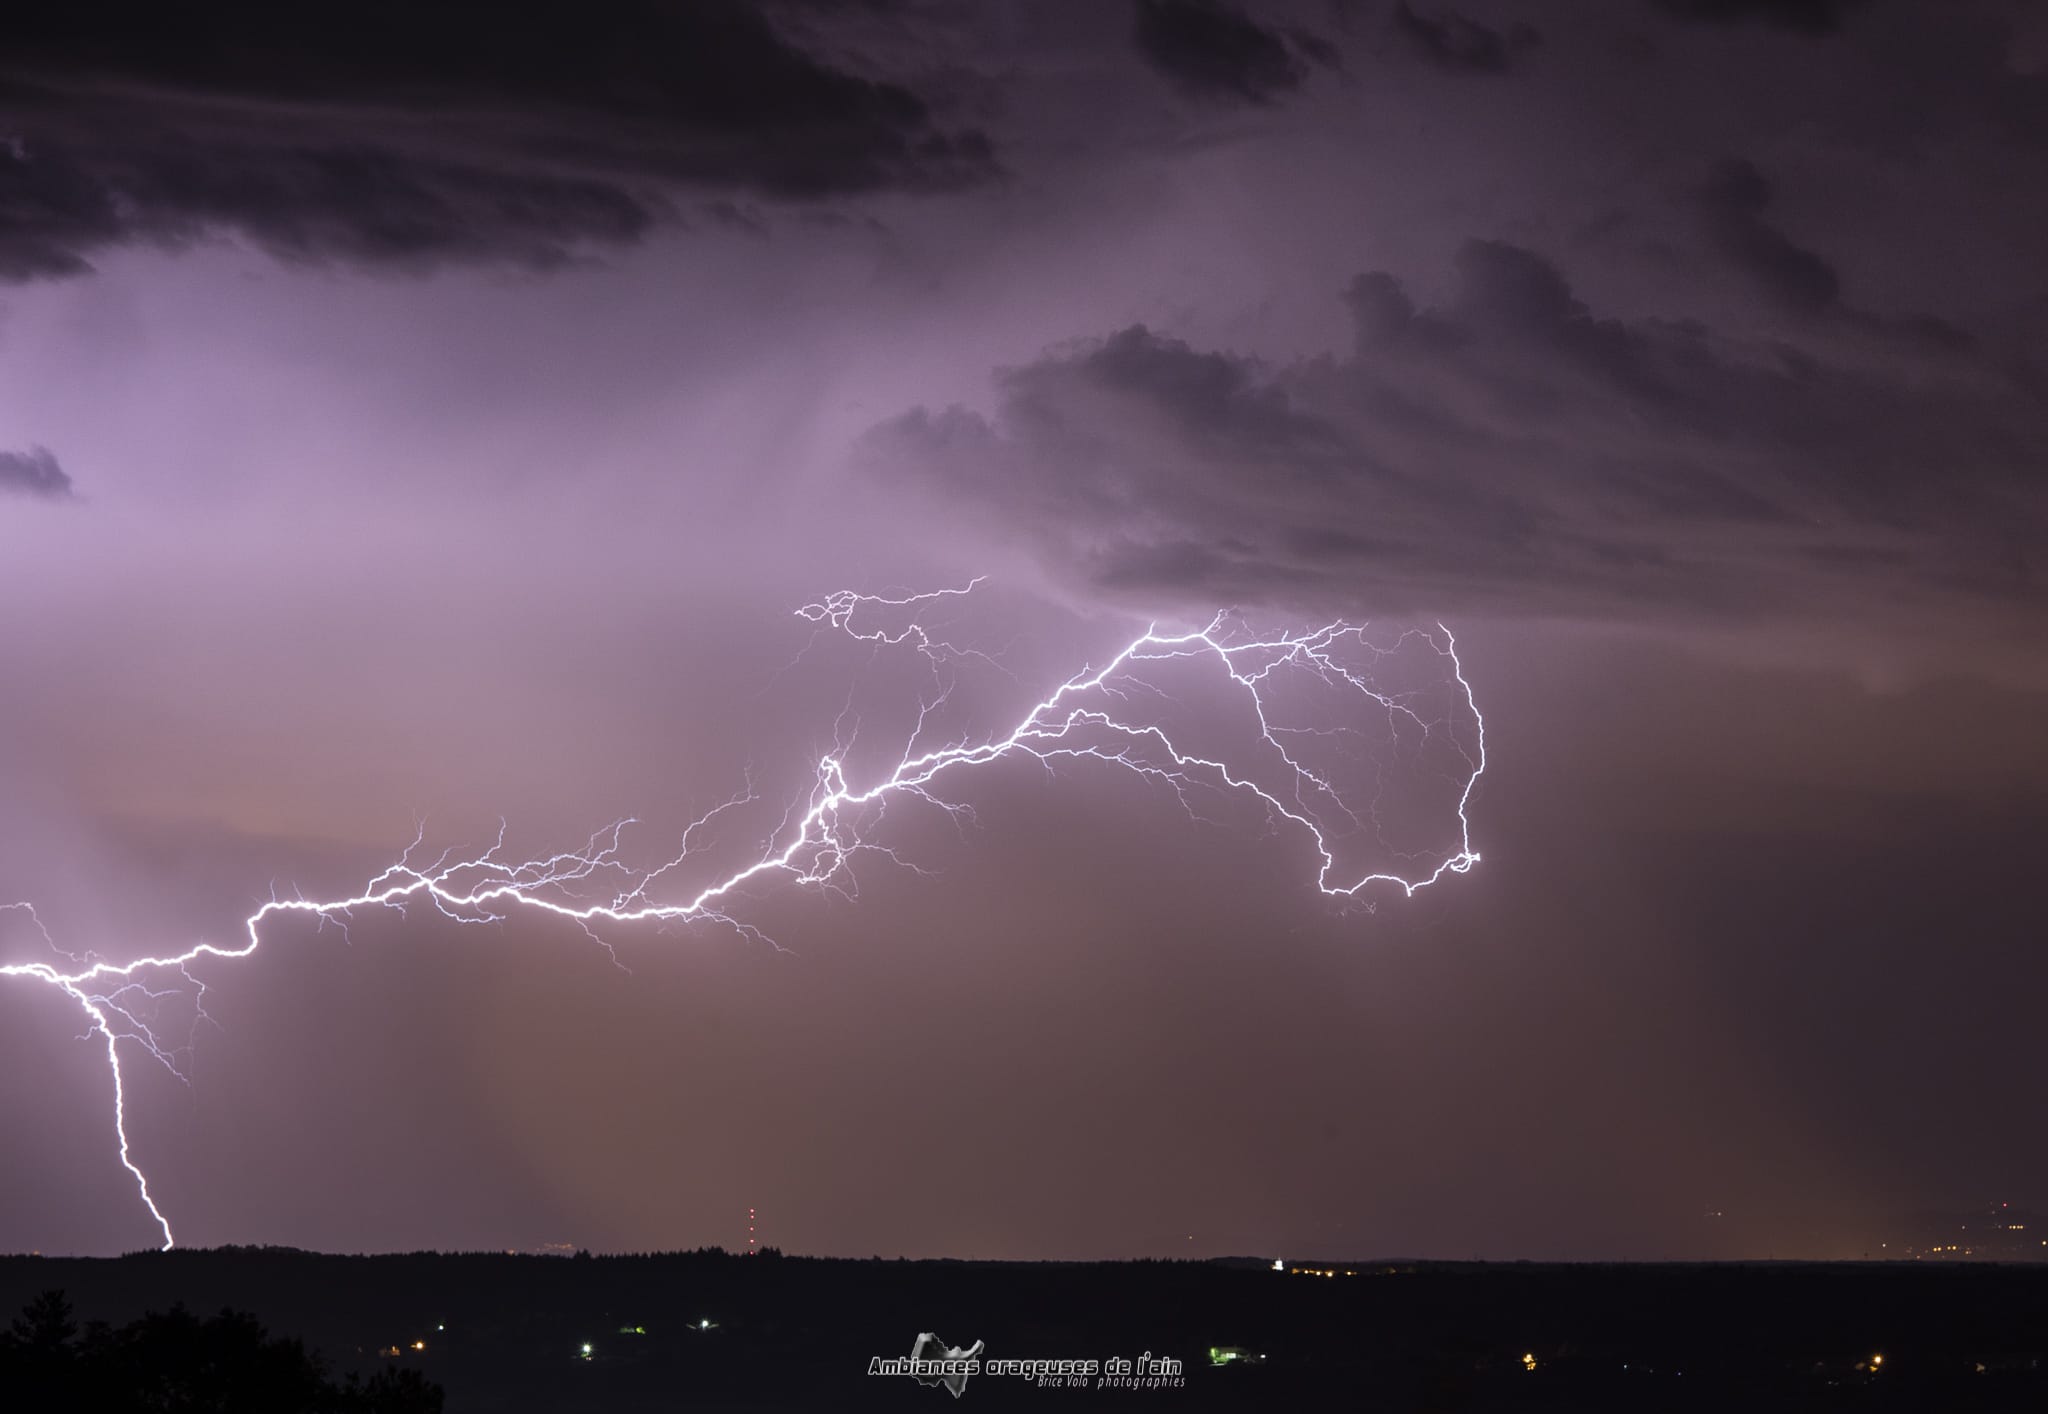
top-left (1, 0), bottom-right (2044, 1262)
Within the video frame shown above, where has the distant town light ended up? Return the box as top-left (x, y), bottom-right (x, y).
top-left (1523, 1353), bottom-right (1537, 1372)
top-left (1208, 1345), bottom-right (1263, 1367)
top-left (411, 1340), bottom-right (426, 1352)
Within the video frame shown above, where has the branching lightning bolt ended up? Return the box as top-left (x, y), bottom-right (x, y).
top-left (1, 583), bottom-right (1484, 1250)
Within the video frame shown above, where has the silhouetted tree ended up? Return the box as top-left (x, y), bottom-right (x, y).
top-left (0, 1291), bottom-right (441, 1412)
top-left (0, 1289), bottom-right (78, 1405)
top-left (8, 1289), bottom-right (77, 1352)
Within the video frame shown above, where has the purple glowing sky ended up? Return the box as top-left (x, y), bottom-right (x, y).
top-left (1, 0), bottom-right (2044, 1260)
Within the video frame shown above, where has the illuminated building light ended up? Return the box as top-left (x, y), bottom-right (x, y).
top-left (1208, 1346), bottom-right (1263, 1367)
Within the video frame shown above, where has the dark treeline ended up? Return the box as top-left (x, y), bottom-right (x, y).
top-left (0, 1289), bottom-right (441, 1412)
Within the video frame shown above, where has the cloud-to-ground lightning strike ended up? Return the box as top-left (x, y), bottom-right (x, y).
top-left (1, 585), bottom-right (1485, 1250)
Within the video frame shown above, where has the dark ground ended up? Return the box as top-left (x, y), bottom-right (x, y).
top-left (2, 1249), bottom-right (2045, 1411)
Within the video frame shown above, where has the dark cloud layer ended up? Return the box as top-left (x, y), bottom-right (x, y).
top-left (1133, 0), bottom-right (1338, 105)
top-left (0, 0), bottom-right (995, 280)
top-left (0, 446), bottom-right (72, 499)
top-left (871, 236), bottom-right (2045, 633)
top-left (1696, 159), bottom-right (1841, 316)
top-left (1652, 0), bottom-right (1874, 35)
top-left (1392, 3), bottom-right (1540, 75)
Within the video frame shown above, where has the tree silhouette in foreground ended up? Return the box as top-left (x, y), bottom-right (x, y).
top-left (0, 1289), bottom-right (441, 1412)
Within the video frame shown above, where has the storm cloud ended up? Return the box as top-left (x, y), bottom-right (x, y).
top-left (0, 446), bottom-right (72, 499)
top-left (1132, 0), bottom-right (1338, 105)
top-left (871, 236), bottom-right (2045, 636)
top-left (1652, 0), bottom-right (1875, 34)
top-left (0, 0), bottom-right (996, 281)
top-left (1695, 159), bottom-right (1842, 316)
top-left (1392, 3), bottom-right (1540, 75)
